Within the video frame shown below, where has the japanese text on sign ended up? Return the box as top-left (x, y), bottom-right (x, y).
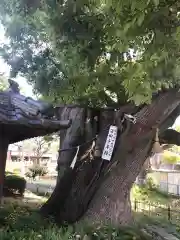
top-left (102, 125), bottom-right (118, 161)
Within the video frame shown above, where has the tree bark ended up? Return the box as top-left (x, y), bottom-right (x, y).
top-left (0, 133), bottom-right (9, 203)
top-left (136, 158), bottom-right (150, 186)
top-left (35, 157), bottom-right (40, 165)
top-left (82, 90), bottom-right (180, 225)
top-left (41, 89), bottom-right (180, 226)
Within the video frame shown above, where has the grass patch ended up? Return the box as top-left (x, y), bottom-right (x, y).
top-left (131, 182), bottom-right (179, 207)
top-left (135, 213), bottom-right (180, 239)
top-left (1, 183), bottom-right (179, 240)
top-left (0, 201), bottom-right (151, 240)
top-left (131, 184), bottom-right (172, 205)
top-left (131, 183), bottom-right (180, 228)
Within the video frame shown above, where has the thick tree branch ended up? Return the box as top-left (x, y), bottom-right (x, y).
top-left (160, 129), bottom-right (180, 146)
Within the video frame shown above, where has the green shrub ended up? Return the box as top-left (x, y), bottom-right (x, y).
top-left (3, 174), bottom-right (26, 196)
top-left (5, 171), bottom-right (14, 176)
top-left (146, 177), bottom-right (156, 190)
top-left (25, 165), bottom-right (48, 180)
top-left (13, 168), bottom-right (21, 175)
top-left (6, 209), bottom-right (48, 231)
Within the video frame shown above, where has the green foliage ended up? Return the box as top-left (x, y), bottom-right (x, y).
top-left (174, 125), bottom-right (180, 132)
top-left (75, 224), bottom-right (151, 240)
top-left (4, 174), bottom-right (26, 196)
top-left (0, 76), bottom-right (8, 92)
top-left (0, 204), bottom-right (150, 240)
top-left (146, 177), bottom-right (157, 190)
top-left (0, 1), bottom-right (180, 106)
top-left (131, 181), bottom-right (172, 205)
top-left (0, 204), bottom-right (52, 233)
top-left (25, 165), bottom-right (48, 180)
top-left (163, 151), bottom-right (180, 164)
top-left (13, 168), bottom-right (21, 175)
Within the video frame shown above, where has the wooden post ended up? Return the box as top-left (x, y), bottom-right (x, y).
top-left (134, 199), bottom-right (137, 212)
top-left (168, 205), bottom-right (171, 221)
top-left (0, 135), bottom-right (9, 204)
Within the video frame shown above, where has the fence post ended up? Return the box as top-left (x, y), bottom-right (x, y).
top-left (167, 182), bottom-right (169, 194)
top-left (168, 205), bottom-right (171, 221)
top-left (177, 185), bottom-right (179, 196)
top-left (36, 185), bottom-right (39, 194)
top-left (134, 199), bottom-right (137, 212)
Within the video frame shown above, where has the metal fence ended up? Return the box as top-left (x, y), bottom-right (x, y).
top-left (133, 199), bottom-right (180, 225)
top-left (26, 182), bottom-right (54, 196)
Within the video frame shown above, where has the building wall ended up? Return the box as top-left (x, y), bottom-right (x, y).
top-left (150, 152), bottom-right (180, 171)
top-left (150, 170), bottom-right (180, 196)
top-left (6, 150), bottom-right (57, 176)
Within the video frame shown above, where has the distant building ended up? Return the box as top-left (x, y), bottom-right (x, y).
top-left (6, 145), bottom-right (58, 177)
top-left (150, 151), bottom-right (180, 171)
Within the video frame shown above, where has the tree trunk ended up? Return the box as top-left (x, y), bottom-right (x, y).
top-left (41, 89), bottom-right (180, 226)
top-left (35, 157), bottom-right (40, 165)
top-left (0, 133), bottom-right (9, 203)
top-left (136, 158), bottom-right (150, 186)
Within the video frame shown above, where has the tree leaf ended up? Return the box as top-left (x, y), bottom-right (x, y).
top-left (137, 14), bottom-right (145, 26)
top-left (152, 0), bottom-right (159, 6)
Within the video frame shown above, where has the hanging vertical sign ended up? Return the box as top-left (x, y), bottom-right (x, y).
top-left (102, 125), bottom-right (118, 161)
top-left (70, 146), bottom-right (80, 169)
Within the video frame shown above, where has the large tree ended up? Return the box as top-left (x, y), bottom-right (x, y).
top-left (1, 0), bottom-right (180, 226)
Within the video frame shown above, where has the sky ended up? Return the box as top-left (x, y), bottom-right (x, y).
top-left (0, 24), bottom-right (34, 97)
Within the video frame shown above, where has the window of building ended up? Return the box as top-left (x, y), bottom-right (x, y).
top-left (24, 156), bottom-right (29, 161)
top-left (11, 156), bottom-right (18, 162)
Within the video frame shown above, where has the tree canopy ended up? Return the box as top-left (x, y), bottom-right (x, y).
top-left (163, 146), bottom-right (180, 164)
top-left (11, 134), bottom-right (59, 161)
top-left (0, 75), bottom-right (8, 91)
top-left (0, 0), bottom-right (180, 106)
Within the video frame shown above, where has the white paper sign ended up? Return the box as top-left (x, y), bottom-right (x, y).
top-left (102, 125), bottom-right (118, 161)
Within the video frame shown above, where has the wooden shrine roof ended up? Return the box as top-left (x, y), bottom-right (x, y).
top-left (0, 80), bottom-right (71, 143)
